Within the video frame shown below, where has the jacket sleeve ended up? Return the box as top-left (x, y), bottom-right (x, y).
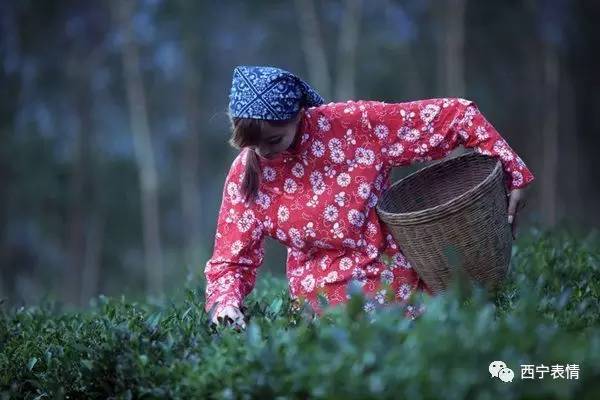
top-left (357, 97), bottom-right (535, 191)
top-left (203, 149), bottom-right (266, 318)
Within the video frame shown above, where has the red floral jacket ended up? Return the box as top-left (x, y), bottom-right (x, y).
top-left (204, 98), bottom-right (535, 318)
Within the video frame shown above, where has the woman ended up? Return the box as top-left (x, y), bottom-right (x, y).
top-left (205, 65), bottom-right (534, 330)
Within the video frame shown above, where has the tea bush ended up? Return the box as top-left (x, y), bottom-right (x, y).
top-left (1, 227), bottom-right (599, 399)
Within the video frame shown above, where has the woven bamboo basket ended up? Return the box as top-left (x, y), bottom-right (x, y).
top-left (375, 151), bottom-right (513, 294)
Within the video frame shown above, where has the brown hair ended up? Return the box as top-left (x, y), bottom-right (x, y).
top-left (228, 115), bottom-right (295, 203)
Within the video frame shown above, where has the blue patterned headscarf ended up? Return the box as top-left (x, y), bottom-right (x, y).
top-left (228, 65), bottom-right (325, 121)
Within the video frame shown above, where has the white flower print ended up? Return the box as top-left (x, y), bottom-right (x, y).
top-left (324, 205), bottom-right (339, 222)
top-left (319, 256), bottom-right (331, 270)
top-left (366, 222), bottom-right (378, 237)
top-left (262, 217), bottom-right (274, 231)
top-left (344, 129), bottom-right (356, 145)
top-left (300, 132), bottom-right (310, 144)
top-left (366, 244), bottom-right (379, 258)
top-left (493, 140), bottom-right (513, 161)
top-left (374, 124), bottom-right (389, 139)
top-left (397, 283), bottom-right (413, 300)
top-left (374, 174), bottom-right (384, 191)
top-left (515, 155), bottom-right (526, 168)
top-left (429, 133), bottom-right (444, 147)
top-left (357, 182), bottom-right (371, 199)
top-left (289, 227), bottom-right (302, 239)
top-left (387, 143), bottom-right (404, 157)
top-left (343, 105), bottom-right (357, 114)
top-left (237, 210), bottom-right (255, 232)
top-left (277, 205), bottom-right (290, 222)
top-left (475, 126), bottom-right (489, 141)
top-left (476, 147), bottom-right (492, 156)
top-left (225, 208), bottom-right (238, 224)
top-left (312, 140), bottom-right (325, 157)
top-left (216, 274), bottom-right (235, 290)
top-left (420, 104), bottom-right (441, 124)
top-left (364, 300), bottom-right (376, 313)
top-left (283, 178), bottom-right (297, 193)
top-left (366, 264), bottom-right (379, 274)
top-left (404, 128), bottom-right (421, 142)
top-left (276, 228), bottom-right (287, 241)
top-left (346, 158), bottom-right (358, 172)
top-left (292, 235), bottom-right (305, 249)
top-left (337, 173), bottom-right (351, 187)
top-left (315, 239), bottom-right (334, 250)
top-left (328, 138), bottom-right (343, 151)
top-left (498, 148), bottom-right (514, 162)
top-left (393, 253), bottom-right (411, 269)
top-left (512, 170), bottom-right (523, 187)
top-left (352, 267), bottom-right (366, 282)
top-left (251, 226), bottom-right (262, 240)
top-left (262, 166), bottom-right (276, 182)
top-left (309, 171), bottom-right (324, 186)
top-left (317, 116), bottom-right (331, 132)
top-left (367, 192), bottom-right (379, 208)
top-left (374, 288), bottom-right (387, 304)
top-left (239, 256), bottom-right (254, 265)
top-left (348, 209), bottom-right (365, 227)
top-left (330, 222), bottom-right (344, 239)
top-left (291, 162), bottom-right (304, 178)
top-left (380, 269), bottom-right (394, 285)
top-left (400, 109), bottom-right (415, 122)
top-left (231, 240), bottom-right (243, 256)
top-left (335, 192), bottom-right (346, 207)
top-left (227, 182), bottom-right (241, 204)
top-left (291, 265), bottom-right (305, 277)
top-left (301, 274), bottom-right (316, 292)
top-left (306, 194), bottom-right (320, 208)
top-left (330, 149), bottom-right (346, 164)
top-left (342, 238), bottom-right (356, 249)
top-left (312, 181), bottom-right (326, 195)
top-left (457, 98), bottom-right (472, 106)
top-left (324, 165), bottom-right (336, 178)
top-left (255, 191), bottom-right (271, 209)
top-left (303, 222), bottom-right (316, 238)
top-left (355, 147), bottom-right (375, 165)
top-left (339, 257), bottom-right (353, 271)
top-left (414, 143), bottom-right (429, 155)
top-left (324, 271), bottom-right (338, 283)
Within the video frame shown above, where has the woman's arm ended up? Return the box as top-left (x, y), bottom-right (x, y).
top-left (204, 149), bottom-right (265, 322)
top-left (352, 97), bottom-right (535, 191)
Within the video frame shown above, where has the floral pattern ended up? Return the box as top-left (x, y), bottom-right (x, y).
top-left (204, 98), bottom-right (535, 318)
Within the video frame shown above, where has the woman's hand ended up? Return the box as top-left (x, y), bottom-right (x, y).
top-left (210, 305), bottom-right (246, 331)
top-left (507, 188), bottom-right (528, 240)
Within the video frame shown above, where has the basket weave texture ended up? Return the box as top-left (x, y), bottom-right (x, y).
top-left (376, 152), bottom-right (513, 294)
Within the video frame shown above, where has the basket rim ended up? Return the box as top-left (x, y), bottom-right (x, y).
top-left (375, 152), bottom-right (504, 222)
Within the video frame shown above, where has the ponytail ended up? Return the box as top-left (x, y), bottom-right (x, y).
top-left (228, 116), bottom-right (264, 203)
top-left (241, 149), bottom-right (261, 203)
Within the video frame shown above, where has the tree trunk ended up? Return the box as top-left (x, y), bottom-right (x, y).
top-left (66, 54), bottom-right (93, 307)
top-left (334, 0), bottom-right (363, 101)
top-left (180, 51), bottom-right (204, 277)
top-left (112, 0), bottom-right (164, 297)
top-left (294, 0), bottom-right (332, 100)
top-left (434, 0), bottom-right (467, 161)
top-left (437, 0), bottom-right (466, 97)
top-left (540, 40), bottom-right (560, 227)
top-left (80, 210), bottom-right (105, 305)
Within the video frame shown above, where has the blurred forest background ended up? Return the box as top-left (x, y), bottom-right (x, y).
top-left (1, 0), bottom-right (598, 309)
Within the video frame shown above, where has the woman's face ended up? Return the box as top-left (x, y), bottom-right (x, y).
top-left (252, 111), bottom-right (302, 159)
